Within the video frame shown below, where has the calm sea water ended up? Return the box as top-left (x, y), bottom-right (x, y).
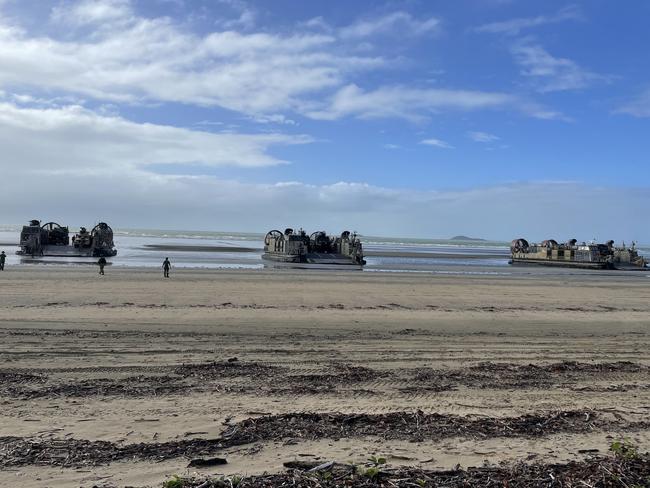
top-left (0, 225), bottom-right (647, 274)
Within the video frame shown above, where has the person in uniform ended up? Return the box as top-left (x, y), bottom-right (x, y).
top-left (162, 257), bottom-right (171, 278)
top-left (0, 251), bottom-right (6, 271)
top-left (97, 256), bottom-right (107, 275)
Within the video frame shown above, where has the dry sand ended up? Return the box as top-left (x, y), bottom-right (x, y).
top-left (0, 266), bottom-right (649, 487)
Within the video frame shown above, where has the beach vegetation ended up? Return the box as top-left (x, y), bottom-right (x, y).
top-left (162, 475), bottom-right (185, 488)
top-left (368, 455), bottom-right (387, 466)
top-left (610, 439), bottom-right (639, 460)
top-left (315, 470), bottom-right (333, 481)
top-left (162, 474), bottom-right (243, 488)
top-left (353, 455), bottom-right (387, 479)
top-left (362, 466), bottom-right (381, 479)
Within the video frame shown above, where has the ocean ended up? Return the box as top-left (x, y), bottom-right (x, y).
top-left (1, 225), bottom-right (647, 275)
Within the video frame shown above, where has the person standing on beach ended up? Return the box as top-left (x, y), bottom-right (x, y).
top-left (97, 256), bottom-right (107, 275)
top-left (0, 251), bottom-right (6, 271)
top-left (162, 257), bottom-right (171, 278)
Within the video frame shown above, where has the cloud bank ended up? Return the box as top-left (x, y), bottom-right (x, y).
top-left (2, 171), bottom-right (648, 242)
top-left (0, 1), bottom-right (559, 122)
top-left (0, 101), bottom-right (310, 172)
top-left (0, 96), bottom-right (646, 241)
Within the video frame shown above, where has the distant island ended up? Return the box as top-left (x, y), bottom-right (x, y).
top-left (450, 235), bottom-right (487, 242)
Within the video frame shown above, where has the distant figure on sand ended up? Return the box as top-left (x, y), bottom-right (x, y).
top-left (97, 257), bottom-right (107, 275)
top-left (0, 251), bottom-right (5, 271)
top-left (163, 257), bottom-right (171, 278)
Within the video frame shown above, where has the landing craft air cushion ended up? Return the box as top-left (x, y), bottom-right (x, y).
top-left (510, 238), bottom-right (647, 270)
top-left (18, 220), bottom-right (117, 257)
top-left (262, 228), bottom-right (365, 269)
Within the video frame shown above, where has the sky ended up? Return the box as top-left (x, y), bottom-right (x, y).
top-left (0, 0), bottom-right (649, 241)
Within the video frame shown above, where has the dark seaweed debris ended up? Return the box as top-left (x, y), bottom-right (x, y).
top-left (0, 436), bottom-right (221, 468)
top-left (2, 360), bottom-right (648, 400)
top-left (411, 360), bottom-right (650, 390)
top-left (0, 371), bottom-right (46, 384)
top-left (2, 410), bottom-right (646, 468)
top-left (162, 454), bottom-right (650, 487)
top-left (218, 410), bottom-right (619, 445)
top-left (174, 360), bottom-right (280, 379)
top-left (276, 364), bottom-right (387, 394)
top-left (6, 375), bottom-right (189, 399)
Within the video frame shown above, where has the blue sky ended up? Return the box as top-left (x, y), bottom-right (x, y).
top-left (0, 0), bottom-right (649, 240)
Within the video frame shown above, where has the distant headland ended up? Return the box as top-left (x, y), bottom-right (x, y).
top-left (450, 235), bottom-right (487, 242)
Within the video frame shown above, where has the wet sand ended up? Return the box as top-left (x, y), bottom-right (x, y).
top-left (139, 244), bottom-right (509, 260)
top-left (142, 244), bottom-right (260, 253)
top-left (0, 267), bottom-right (649, 487)
top-left (364, 250), bottom-right (508, 258)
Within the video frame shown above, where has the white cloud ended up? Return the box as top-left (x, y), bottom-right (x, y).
top-left (420, 138), bottom-right (453, 149)
top-left (215, 0), bottom-right (257, 30)
top-left (51, 0), bottom-right (133, 26)
top-left (223, 9), bottom-right (256, 30)
top-left (616, 89), bottom-right (650, 118)
top-left (476, 5), bottom-right (582, 35)
top-left (0, 101), bottom-right (311, 173)
top-left (249, 113), bottom-right (297, 125)
top-left (511, 41), bottom-right (606, 92)
top-left (307, 84), bottom-right (561, 121)
top-left (0, 3), bottom-right (563, 123)
top-left (467, 131), bottom-right (499, 143)
top-left (340, 11), bottom-right (440, 39)
top-left (383, 143), bottom-right (400, 150)
top-left (301, 17), bottom-right (332, 33)
top-left (0, 7), bottom-right (381, 116)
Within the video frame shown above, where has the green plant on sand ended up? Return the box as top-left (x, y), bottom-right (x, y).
top-left (610, 439), bottom-right (639, 460)
top-left (163, 475), bottom-right (185, 488)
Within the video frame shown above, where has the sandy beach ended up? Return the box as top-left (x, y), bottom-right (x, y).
top-left (1, 266), bottom-right (649, 487)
